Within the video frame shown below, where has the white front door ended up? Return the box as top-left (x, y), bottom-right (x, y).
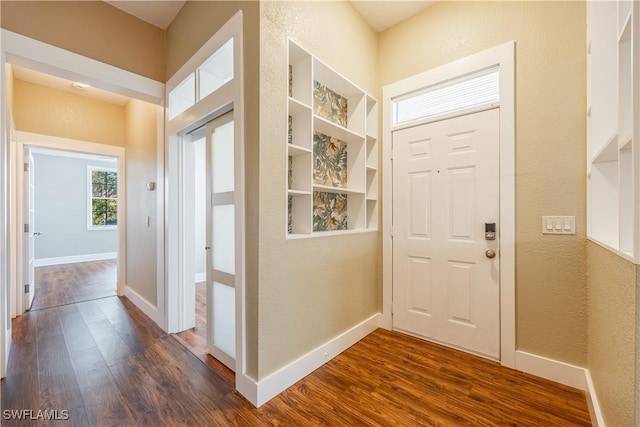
top-left (392, 108), bottom-right (500, 359)
top-left (205, 111), bottom-right (236, 371)
top-left (23, 148), bottom-right (35, 311)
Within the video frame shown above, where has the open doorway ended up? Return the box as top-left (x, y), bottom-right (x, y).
top-left (174, 111), bottom-right (237, 380)
top-left (25, 147), bottom-right (119, 311)
top-left (13, 133), bottom-right (126, 317)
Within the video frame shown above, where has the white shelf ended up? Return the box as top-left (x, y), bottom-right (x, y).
top-left (592, 132), bottom-right (618, 163)
top-left (313, 115), bottom-right (364, 143)
top-left (313, 184), bottom-right (364, 195)
top-left (288, 144), bottom-right (311, 156)
top-left (587, 0), bottom-right (639, 262)
top-left (288, 190), bottom-right (311, 196)
top-left (618, 8), bottom-right (632, 41)
top-left (287, 39), bottom-right (377, 236)
top-left (619, 135), bottom-right (632, 151)
top-left (289, 97), bottom-right (311, 115)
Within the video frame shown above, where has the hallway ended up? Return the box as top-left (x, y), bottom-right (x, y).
top-left (31, 260), bottom-right (117, 311)
top-left (1, 294), bottom-right (591, 425)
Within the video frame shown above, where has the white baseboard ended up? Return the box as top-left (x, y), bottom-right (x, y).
top-left (584, 370), bottom-right (605, 427)
top-left (34, 252), bottom-right (117, 267)
top-left (515, 350), bottom-right (587, 390)
top-left (515, 350), bottom-right (603, 426)
top-left (2, 330), bottom-right (11, 378)
top-left (194, 272), bottom-right (206, 283)
top-left (124, 286), bottom-right (163, 327)
top-left (245, 313), bottom-right (381, 407)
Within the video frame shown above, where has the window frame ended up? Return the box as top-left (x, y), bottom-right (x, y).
top-left (87, 165), bottom-right (118, 231)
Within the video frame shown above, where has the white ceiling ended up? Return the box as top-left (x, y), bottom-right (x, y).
top-left (350, 1), bottom-right (436, 33)
top-left (104, 1), bottom-right (186, 29)
top-left (12, 66), bottom-right (131, 106)
top-left (101, 0), bottom-right (434, 33)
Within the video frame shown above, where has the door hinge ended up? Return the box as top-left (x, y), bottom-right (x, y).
top-left (24, 163), bottom-right (29, 172)
top-left (24, 284), bottom-right (30, 294)
top-left (24, 223), bottom-right (29, 233)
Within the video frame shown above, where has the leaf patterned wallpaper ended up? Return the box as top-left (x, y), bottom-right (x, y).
top-left (288, 195), bottom-right (293, 234)
top-left (313, 191), bottom-right (347, 231)
top-left (287, 69), bottom-right (354, 234)
top-left (314, 81), bottom-right (348, 127)
top-left (313, 132), bottom-right (347, 188)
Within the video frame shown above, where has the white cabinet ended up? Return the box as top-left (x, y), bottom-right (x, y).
top-left (587, 0), bottom-right (639, 262)
top-left (287, 39), bottom-right (378, 237)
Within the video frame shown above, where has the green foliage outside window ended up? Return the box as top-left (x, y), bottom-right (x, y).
top-left (91, 170), bottom-right (118, 226)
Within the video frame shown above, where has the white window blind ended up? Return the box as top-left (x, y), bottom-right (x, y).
top-left (393, 68), bottom-right (499, 125)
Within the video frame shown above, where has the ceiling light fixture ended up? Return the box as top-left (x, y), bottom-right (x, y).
top-left (71, 82), bottom-right (90, 89)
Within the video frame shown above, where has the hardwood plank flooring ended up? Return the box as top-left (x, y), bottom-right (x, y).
top-left (2, 295), bottom-right (592, 426)
top-left (31, 260), bottom-right (117, 311)
top-left (174, 281), bottom-right (236, 384)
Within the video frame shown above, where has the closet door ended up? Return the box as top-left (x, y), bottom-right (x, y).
top-left (205, 110), bottom-right (236, 371)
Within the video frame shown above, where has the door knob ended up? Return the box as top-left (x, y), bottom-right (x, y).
top-left (485, 249), bottom-right (496, 259)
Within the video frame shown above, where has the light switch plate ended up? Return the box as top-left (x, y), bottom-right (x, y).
top-left (542, 216), bottom-right (576, 235)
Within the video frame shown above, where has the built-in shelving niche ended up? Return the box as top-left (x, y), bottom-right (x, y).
top-left (287, 39), bottom-right (378, 238)
top-left (587, 0), bottom-right (639, 262)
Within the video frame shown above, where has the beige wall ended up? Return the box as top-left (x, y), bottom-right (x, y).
top-left (166, 1), bottom-right (261, 379)
top-left (13, 78), bottom-right (160, 307)
top-left (13, 79), bottom-right (125, 147)
top-left (124, 99), bottom-right (158, 305)
top-left (259, 1), bottom-right (379, 378)
top-left (0, 1), bottom-right (165, 82)
top-left (379, 1), bottom-right (588, 365)
top-left (587, 241), bottom-right (636, 426)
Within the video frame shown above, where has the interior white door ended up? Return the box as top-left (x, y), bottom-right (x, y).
top-left (392, 108), bottom-right (500, 359)
top-left (23, 148), bottom-right (35, 311)
top-left (205, 111), bottom-right (236, 371)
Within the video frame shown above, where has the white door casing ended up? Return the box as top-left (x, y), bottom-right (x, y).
top-left (392, 109), bottom-right (500, 359)
top-left (23, 148), bottom-right (35, 310)
top-left (382, 41), bottom-right (515, 367)
top-left (206, 111), bottom-right (236, 371)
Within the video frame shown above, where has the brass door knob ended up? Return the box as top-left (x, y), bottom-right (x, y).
top-left (485, 249), bottom-right (496, 259)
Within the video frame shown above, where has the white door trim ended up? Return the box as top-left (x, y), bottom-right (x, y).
top-left (1, 29), bottom-right (166, 378)
top-left (164, 11), bottom-right (250, 400)
top-left (382, 41), bottom-right (516, 368)
top-left (13, 132), bottom-right (126, 312)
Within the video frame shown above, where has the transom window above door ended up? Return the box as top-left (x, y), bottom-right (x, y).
top-left (392, 67), bottom-right (499, 126)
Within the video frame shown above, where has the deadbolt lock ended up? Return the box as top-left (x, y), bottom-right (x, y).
top-left (485, 222), bottom-right (496, 240)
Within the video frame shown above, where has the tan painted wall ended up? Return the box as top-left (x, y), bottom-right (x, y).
top-left (166, 1), bottom-right (261, 379)
top-left (13, 79), bottom-right (125, 147)
top-left (379, 1), bottom-right (588, 365)
top-left (587, 241), bottom-right (636, 426)
top-left (124, 99), bottom-right (158, 305)
top-left (0, 1), bottom-right (165, 82)
top-left (259, 0), bottom-right (379, 378)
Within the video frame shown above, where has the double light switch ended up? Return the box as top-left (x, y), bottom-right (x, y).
top-left (542, 216), bottom-right (576, 235)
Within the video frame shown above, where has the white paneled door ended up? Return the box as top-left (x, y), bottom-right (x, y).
top-left (205, 111), bottom-right (236, 371)
top-left (392, 108), bottom-right (500, 359)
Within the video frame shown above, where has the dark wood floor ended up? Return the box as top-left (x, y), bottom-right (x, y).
top-left (174, 281), bottom-right (235, 382)
top-left (175, 281), bottom-right (207, 357)
top-left (32, 260), bottom-right (116, 311)
top-left (2, 295), bottom-right (591, 426)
